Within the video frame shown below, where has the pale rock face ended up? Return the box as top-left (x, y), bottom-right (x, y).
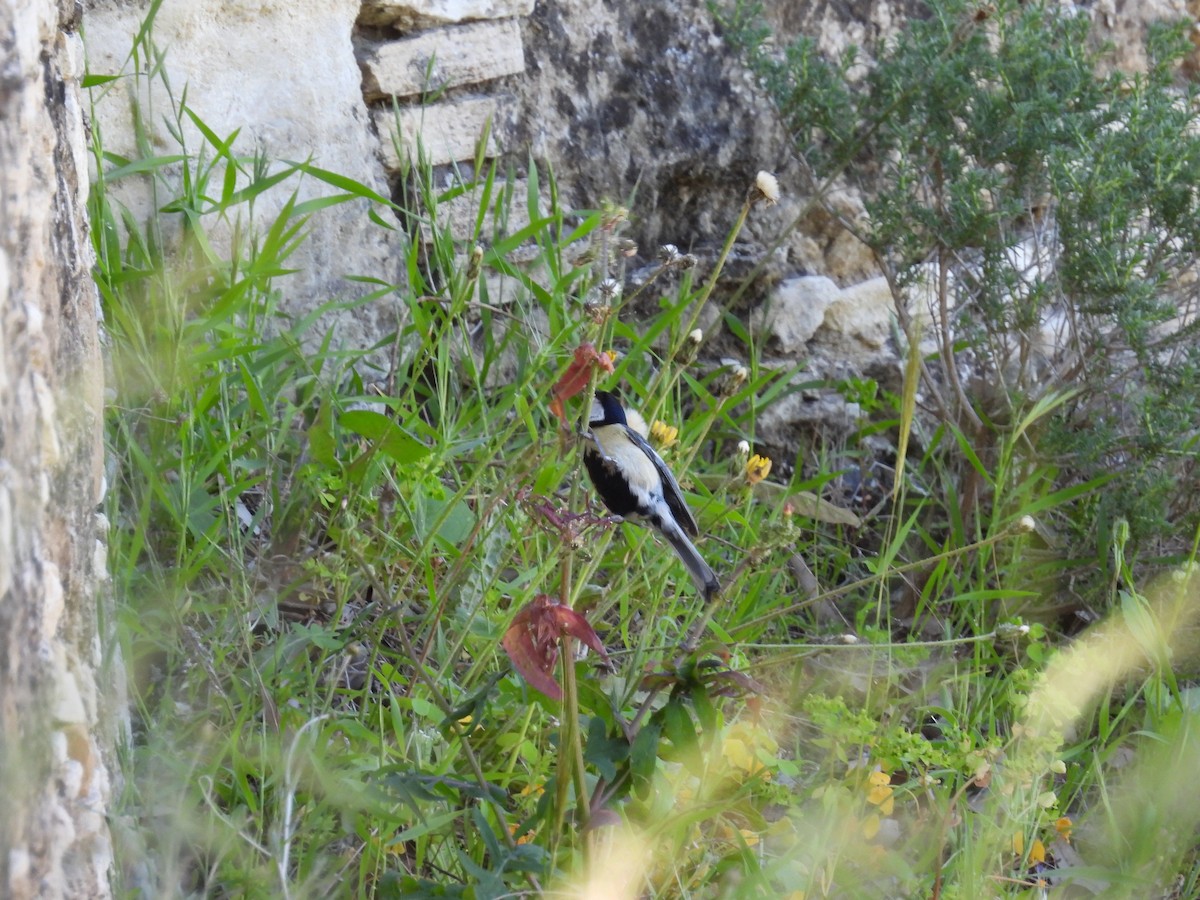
top-left (819, 277), bottom-right (895, 355)
top-left (3, 0), bottom-right (114, 895)
top-left (374, 97), bottom-right (501, 173)
top-left (83, 0), bottom-right (404, 352)
top-left (752, 276), bottom-right (841, 354)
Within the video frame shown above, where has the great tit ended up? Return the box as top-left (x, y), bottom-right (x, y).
top-left (583, 391), bottom-right (720, 600)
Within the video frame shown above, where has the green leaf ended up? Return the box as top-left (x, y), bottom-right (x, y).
top-left (583, 716), bottom-right (628, 782)
top-left (340, 409), bottom-right (432, 465)
top-left (630, 721), bottom-right (662, 798)
top-left (307, 405), bottom-right (338, 469)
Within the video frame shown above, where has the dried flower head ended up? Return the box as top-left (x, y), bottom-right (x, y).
top-left (466, 243), bottom-right (484, 281)
top-left (745, 453), bottom-right (772, 485)
top-left (598, 277), bottom-right (622, 302)
top-left (618, 238), bottom-right (638, 257)
top-left (674, 327), bottom-right (705, 365)
top-left (719, 364), bottom-right (750, 397)
top-left (649, 419), bottom-right (679, 449)
top-left (601, 201), bottom-right (629, 231)
top-left (658, 244), bottom-right (681, 264)
top-left (752, 171), bottom-right (780, 206)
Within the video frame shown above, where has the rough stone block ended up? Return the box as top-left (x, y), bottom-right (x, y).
top-left (374, 97), bottom-right (500, 170)
top-left (820, 276), bottom-right (894, 352)
top-left (359, 0), bottom-right (535, 31)
top-left (362, 19), bottom-right (525, 100)
top-left (752, 276), bottom-right (840, 354)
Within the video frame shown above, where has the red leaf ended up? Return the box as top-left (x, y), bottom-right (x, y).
top-left (501, 595), bottom-right (609, 700)
top-left (550, 604), bottom-right (609, 661)
top-left (502, 607), bottom-right (562, 701)
top-left (550, 343), bottom-right (615, 426)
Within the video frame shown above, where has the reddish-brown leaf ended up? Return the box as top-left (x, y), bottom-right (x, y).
top-left (550, 604), bottom-right (609, 661)
top-left (502, 607), bottom-right (562, 701)
top-left (501, 594), bottom-right (609, 700)
top-left (549, 343), bottom-right (615, 426)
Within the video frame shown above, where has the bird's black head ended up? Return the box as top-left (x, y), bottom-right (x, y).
top-left (589, 390), bottom-right (627, 427)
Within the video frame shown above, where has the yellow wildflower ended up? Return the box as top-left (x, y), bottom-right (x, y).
top-left (1011, 831), bottom-right (1045, 861)
top-left (746, 453), bottom-right (772, 485)
top-left (649, 419), bottom-right (679, 449)
top-left (865, 769), bottom-right (894, 815)
top-left (861, 812), bottom-right (882, 840)
top-left (1029, 839), bottom-right (1047, 864)
top-left (1054, 816), bottom-right (1073, 843)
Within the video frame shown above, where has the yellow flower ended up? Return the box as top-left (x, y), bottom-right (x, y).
top-left (861, 812), bottom-right (882, 840)
top-left (745, 453), bottom-right (772, 485)
top-left (865, 769), bottom-right (894, 815)
top-left (1029, 839), bottom-right (1047, 864)
top-left (650, 419), bottom-right (679, 449)
top-left (1054, 816), bottom-right (1073, 843)
top-left (1011, 831), bottom-right (1045, 860)
top-left (720, 721), bottom-right (778, 779)
top-left (507, 822), bottom-right (536, 845)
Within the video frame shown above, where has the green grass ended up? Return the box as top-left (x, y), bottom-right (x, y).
top-left (90, 10), bottom-right (1200, 900)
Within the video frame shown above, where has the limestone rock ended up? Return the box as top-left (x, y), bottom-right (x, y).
top-left (503, 0), bottom-right (791, 259)
top-left (361, 19), bottom-right (525, 99)
top-left (818, 276), bottom-right (895, 356)
top-left (374, 96), bottom-right (502, 171)
top-left (360, 0), bottom-right (535, 31)
top-left (1, 0), bottom-right (113, 895)
top-left (752, 276), bottom-right (841, 354)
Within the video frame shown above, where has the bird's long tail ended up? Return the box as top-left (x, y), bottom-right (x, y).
top-left (661, 521), bottom-right (721, 601)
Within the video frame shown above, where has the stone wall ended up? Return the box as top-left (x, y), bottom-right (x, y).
top-left (79, 0), bottom-right (1197, 394)
top-left (1, 1), bottom-right (114, 897)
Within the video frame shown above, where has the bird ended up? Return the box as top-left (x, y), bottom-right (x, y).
top-left (583, 390), bottom-right (720, 600)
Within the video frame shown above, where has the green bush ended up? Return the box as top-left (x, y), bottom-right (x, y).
top-left (717, 0), bottom-right (1200, 585)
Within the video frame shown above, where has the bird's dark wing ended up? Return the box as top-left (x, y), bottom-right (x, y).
top-left (623, 426), bottom-right (700, 537)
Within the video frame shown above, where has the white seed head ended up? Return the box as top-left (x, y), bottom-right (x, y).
top-left (737, 440), bottom-right (750, 456)
top-left (688, 328), bottom-right (703, 344)
top-left (754, 171), bottom-right (780, 205)
top-left (1016, 515), bottom-right (1036, 534)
